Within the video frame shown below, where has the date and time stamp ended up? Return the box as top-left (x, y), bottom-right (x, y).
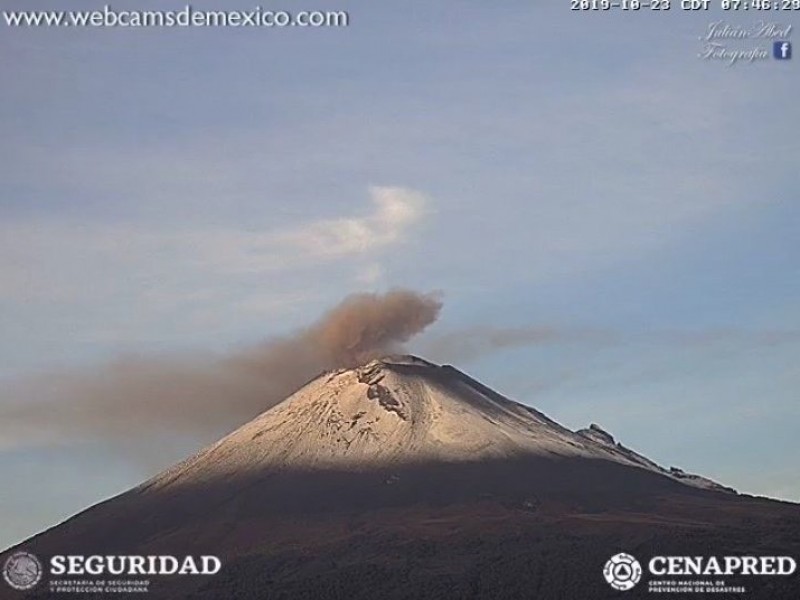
top-left (571, 0), bottom-right (800, 10)
top-left (571, 0), bottom-right (794, 65)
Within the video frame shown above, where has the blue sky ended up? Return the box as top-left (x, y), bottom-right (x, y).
top-left (1, 1), bottom-right (798, 549)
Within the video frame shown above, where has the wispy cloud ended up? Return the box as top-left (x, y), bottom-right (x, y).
top-left (422, 326), bottom-right (800, 364)
top-left (193, 185), bottom-right (427, 273)
top-left (421, 327), bottom-right (611, 363)
top-left (0, 186), bottom-right (428, 303)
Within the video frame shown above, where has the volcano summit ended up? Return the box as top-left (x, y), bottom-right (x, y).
top-left (141, 355), bottom-right (732, 490)
top-left (4, 356), bottom-right (799, 599)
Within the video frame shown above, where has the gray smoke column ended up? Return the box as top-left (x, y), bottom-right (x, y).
top-left (0, 289), bottom-right (442, 449)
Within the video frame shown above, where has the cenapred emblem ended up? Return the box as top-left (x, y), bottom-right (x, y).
top-left (603, 552), bottom-right (642, 591)
top-left (3, 551), bottom-right (43, 590)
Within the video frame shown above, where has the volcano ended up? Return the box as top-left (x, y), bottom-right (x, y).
top-left (4, 356), bottom-right (799, 599)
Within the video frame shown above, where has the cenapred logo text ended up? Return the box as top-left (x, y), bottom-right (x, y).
top-left (648, 555), bottom-right (796, 576)
top-left (603, 553), bottom-right (797, 593)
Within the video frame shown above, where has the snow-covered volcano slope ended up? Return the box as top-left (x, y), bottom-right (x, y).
top-left (145, 355), bottom-right (732, 494)
top-left (8, 357), bottom-right (798, 600)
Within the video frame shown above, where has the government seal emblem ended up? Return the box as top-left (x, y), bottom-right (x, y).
top-left (3, 551), bottom-right (43, 590)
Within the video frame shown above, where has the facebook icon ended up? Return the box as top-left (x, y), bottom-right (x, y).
top-left (773, 41), bottom-right (792, 60)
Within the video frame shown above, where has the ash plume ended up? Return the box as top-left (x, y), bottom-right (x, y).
top-left (421, 326), bottom-right (800, 364)
top-left (421, 327), bottom-right (611, 363)
top-left (311, 288), bottom-right (443, 365)
top-left (0, 289), bottom-right (442, 450)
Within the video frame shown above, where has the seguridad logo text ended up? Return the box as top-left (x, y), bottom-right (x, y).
top-left (3, 552), bottom-right (221, 592)
top-left (50, 554), bottom-right (221, 575)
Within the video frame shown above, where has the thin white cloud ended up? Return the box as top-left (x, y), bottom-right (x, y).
top-left (204, 185), bottom-right (427, 272)
top-left (0, 186), bottom-right (428, 304)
